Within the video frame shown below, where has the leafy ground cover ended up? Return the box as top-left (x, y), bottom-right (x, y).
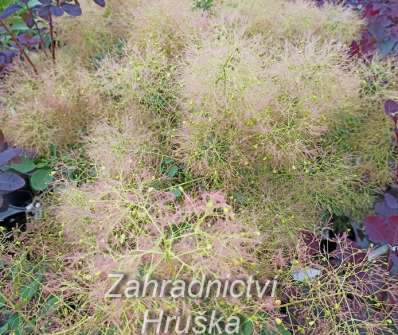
top-left (1, 0), bottom-right (398, 334)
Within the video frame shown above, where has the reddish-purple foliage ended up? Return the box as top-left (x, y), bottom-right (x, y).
top-left (363, 191), bottom-right (398, 275)
top-left (319, 0), bottom-right (398, 58)
top-left (353, 1), bottom-right (398, 57)
top-left (385, 99), bottom-right (398, 118)
top-left (0, 0), bottom-right (106, 76)
top-left (0, 130), bottom-right (25, 194)
top-left (364, 215), bottom-right (398, 245)
top-left (332, 237), bottom-right (368, 263)
top-left (283, 232), bottom-right (398, 332)
top-left (383, 99), bottom-right (398, 191)
top-left (300, 230), bottom-right (321, 256)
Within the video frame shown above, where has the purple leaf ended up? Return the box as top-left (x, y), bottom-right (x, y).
top-left (385, 99), bottom-right (398, 117)
top-left (364, 216), bottom-right (387, 244)
top-left (22, 12), bottom-right (35, 28)
top-left (26, 17), bottom-right (34, 27)
top-left (17, 34), bottom-right (40, 47)
top-left (0, 172), bottom-right (25, 192)
top-left (0, 50), bottom-right (17, 64)
top-left (388, 249), bottom-right (398, 276)
top-left (0, 4), bottom-right (22, 19)
top-left (50, 5), bottom-right (64, 17)
top-left (62, 3), bottom-right (82, 16)
top-left (37, 5), bottom-right (50, 20)
top-left (368, 17), bottom-right (390, 41)
top-left (93, 0), bottom-right (106, 7)
top-left (359, 32), bottom-right (376, 56)
top-left (375, 200), bottom-right (397, 216)
top-left (390, 4), bottom-right (398, 18)
top-left (378, 38), bottom-right (398, 57)
top-left (385, 193), bottom-right (398, 209)
top-left (332, 239), bottom-right (367, 264)
top-left (0, 148), bottom-right (21, 167)
top-left (364, 215), bottom-right (398, 246)
top-left (300, 230), bottom-right (320, 256)
top-left (349, 40), bottom-right (360, 57)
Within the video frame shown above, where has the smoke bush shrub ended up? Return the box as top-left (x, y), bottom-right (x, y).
top-left (1, 60), bottom-right (100, 152)
top-left (59, 182), bottom-right (261, 278)
top-left (218, 0), bottom-right (362, 44)
top-left (0, 0), bottom-right (137, 152)
top-left (93, 44), bottom-right (178, 117)
top-left (128, 0), bottom-right (209, 59)
top-left (0, 0), bottom-right (107, 75)
top-left (85, 114), bottom-right (161, 180)
top-left (175, 34), bottom-right (361, 184)
top-left (1, 1), bottom-right (398, 332)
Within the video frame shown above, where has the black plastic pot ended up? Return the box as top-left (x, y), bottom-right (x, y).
top-left (0, 189), bottom-right (35, 237)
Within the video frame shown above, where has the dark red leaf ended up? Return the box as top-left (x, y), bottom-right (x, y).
top-left (364, 4), bottom-right (380, 18)
top-left (0, 130), bottom-right (5, 153)
top-left (364, 215), bottom-right (398, 246)
top-left (364, 216), bottom-right (388, 244)
top-left (22, 12), bottom-right (35, 28)
top-left (349, 40), bottom-right (360, 57)
top-left (331, 238), bottom-right (367, 264)
top-left (300, 230), bottom-right (320, 256)
top-left (360, 32), bottom-right (376, 55)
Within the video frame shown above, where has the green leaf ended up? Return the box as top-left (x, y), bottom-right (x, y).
top-left (0, 324), bottom-right (8, 335)
top-left (0, 296), bottom-right (7, 310)
top-left (0, 314), bottom-right (23, 334)
top-left (11, 22), bottom-right (30, 33)
top-left (20, 278), bottom-right (40, 302)
top-left (166, 165), bottom-right (179, 178)
top-left (241, 319), bottom-right (254, 335)
top-left (162, 157), bottom-right (174, 165)
top-left (30, 168), bottom-right (53, 191)
top-left (39, 295), bottom-right (60, 316)
top-left (35, 162), bottom-right (49, 169)
top-left (276, 326), bottom-right (291, 335)
top-left (260, 326), bottom-right (292, 335)
top-left (0, 295), bottom-right (6, 309)
top-left (27, 0), bottom-right (41, 7)
top-left (232, 191), bottom-right (246, 205)
top-left (0, 0), bottom-right (14, 11)
top-left (170, 187), bottom-right (182, 199)
top-left (9, 157), bottom-right (36, 174)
